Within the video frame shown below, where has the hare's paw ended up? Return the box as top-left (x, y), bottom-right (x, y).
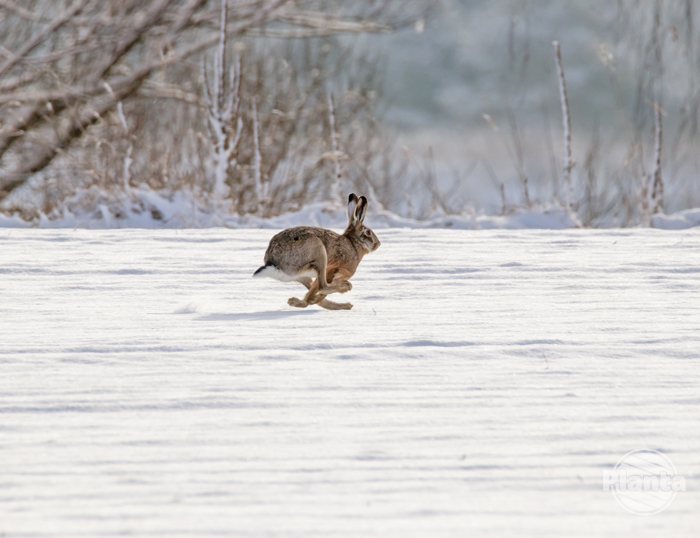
top-left (288, 297), bottom-right (308, 308)
top-left (319, 299), bottom-right (353, 311)
top-left (336, 281), bottom-right (352, 294)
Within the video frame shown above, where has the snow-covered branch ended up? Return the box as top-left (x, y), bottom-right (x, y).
top-left (116, 102), bottom-right (133, 192)
top-left (553, 41), bottom-right (574, 211)
top-left (326, 90), bottom-right (343, 205)
top-left (252, 99), bottom-right (266, 215)
top-left (202, 0), bottom-right (243, 200)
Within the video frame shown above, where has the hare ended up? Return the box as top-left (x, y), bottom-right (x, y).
top-left (253, 193), bottom-right (380, 310)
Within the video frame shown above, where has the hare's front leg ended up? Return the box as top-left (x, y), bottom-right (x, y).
top-left (316, 269), bottom-right (353, 297)
top-left (291, 276), bottom-right (352, 310)
top-left (315, 281), bottom-right (352, 297)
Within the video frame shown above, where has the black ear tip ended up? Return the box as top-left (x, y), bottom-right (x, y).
top-left (348, 193), bottom-right (358, 203)
top-left (360, 195), bottom-right (368, 204)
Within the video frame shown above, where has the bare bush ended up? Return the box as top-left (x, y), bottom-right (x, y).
top-left (603, 0), bottom-right (697, 221)
top-left (0, 0), bottom-right (426, 220)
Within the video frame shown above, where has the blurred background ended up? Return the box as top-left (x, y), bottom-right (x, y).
top-left (379, 0), bottom-right (699, 222)
top-left (0, 0), bottom-right (698, 226)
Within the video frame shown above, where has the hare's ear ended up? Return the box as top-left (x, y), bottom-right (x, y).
top-left (347, 193), bottom-right (359, 222)
top-left (354, 196), bottom-right (368, 224)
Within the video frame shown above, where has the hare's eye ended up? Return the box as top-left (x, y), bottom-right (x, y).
top-left (364, 230), bottom-right (371, 237)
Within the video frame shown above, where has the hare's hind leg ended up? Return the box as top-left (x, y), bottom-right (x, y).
top-left (316, 298), bottom-right (353, 310)
top-left (297, 276), bottom-right (313, 289)
top-left (287, 239), bottom-right (326, 307)
top-left (289, 271), bottom-right (352, 310)
top-left (288, 278), bottom-right (317, 308)
top-left (305, 280), bottom-right (352, 310)
top-left (287, 276), bottom-right (313, 307)
top-left (289, 241), bottom-right (328, 307)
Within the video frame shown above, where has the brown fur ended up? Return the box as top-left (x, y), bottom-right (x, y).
top-left (254, 194), bottom-right (380, 310)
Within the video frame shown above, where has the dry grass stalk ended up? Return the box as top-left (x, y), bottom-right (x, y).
top-left (553, 41), bottom-right (574, 210)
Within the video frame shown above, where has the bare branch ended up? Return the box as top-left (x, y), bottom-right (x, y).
top-left (252, 99), bottom-right (265, 215)
top-left (0, 104), bottom-right (43, 161)
top-left (0, 77), bottom-right (145, 195)
top-left (0, 0), bottom-right (416, 210)
top-left (0, 0), bottom-right (89, 78)
top-left (94, 0), bottom-right (175, 80)
top-left (326, 90), bottom-right (342, 204)
top-left (0, 70), bottom-right (43, 93)
top-left (278, 11), bottom-right (393, 34)
top-left (553, 41), bottom-right (574, 210)
top-left (138, 82), bottom-right (203, 107)
top-left (651, 102), bottom-right (664, 214)
top-left (0, 0), bottom-right (46, 22)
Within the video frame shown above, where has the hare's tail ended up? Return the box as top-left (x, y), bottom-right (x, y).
top-left (253, 262), bottom-right (314, 282)
top-left (253, 262), bottom-right (275, 278)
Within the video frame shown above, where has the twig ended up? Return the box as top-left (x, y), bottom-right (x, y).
top-left (202, 0), bottom-right (244, 201)
top-left (278, 12), bottom-right (393, 34)
top-left (327, 89), bottom-right (342, 205)
top-left (252, 99), bottom-right (265, 216)
top-left (553, 41), bottom-right (574, 210)
top-left (0, 0), bottom-right (89, 78)
top-left (138, 82), bottom-right (204, 107)
top-left (651, 101), bottom-right (664, 215)
top-left (116, 102), bottom-right (133, 191)
top-left (0, 0), bottom-right (45, 21)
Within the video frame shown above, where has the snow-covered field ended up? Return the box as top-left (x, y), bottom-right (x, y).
top-left (1, 228), bottom-right (699, 537)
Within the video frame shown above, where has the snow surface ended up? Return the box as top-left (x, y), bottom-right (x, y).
top-left (1, 227), bottom-right (699, 537)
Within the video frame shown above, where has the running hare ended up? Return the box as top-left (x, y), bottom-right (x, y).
top-left (253, 194), bottom-right (380, 310)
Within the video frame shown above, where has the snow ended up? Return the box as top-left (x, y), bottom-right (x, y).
top-left (2, 186), bottom-right (700, 230)
top-left (1, 227), bottom-right (699, 537)
top-left (652, 208), bottom-right (700, 230)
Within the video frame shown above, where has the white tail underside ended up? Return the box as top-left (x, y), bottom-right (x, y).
top-left (254, 265), bottom-right (316, 282)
